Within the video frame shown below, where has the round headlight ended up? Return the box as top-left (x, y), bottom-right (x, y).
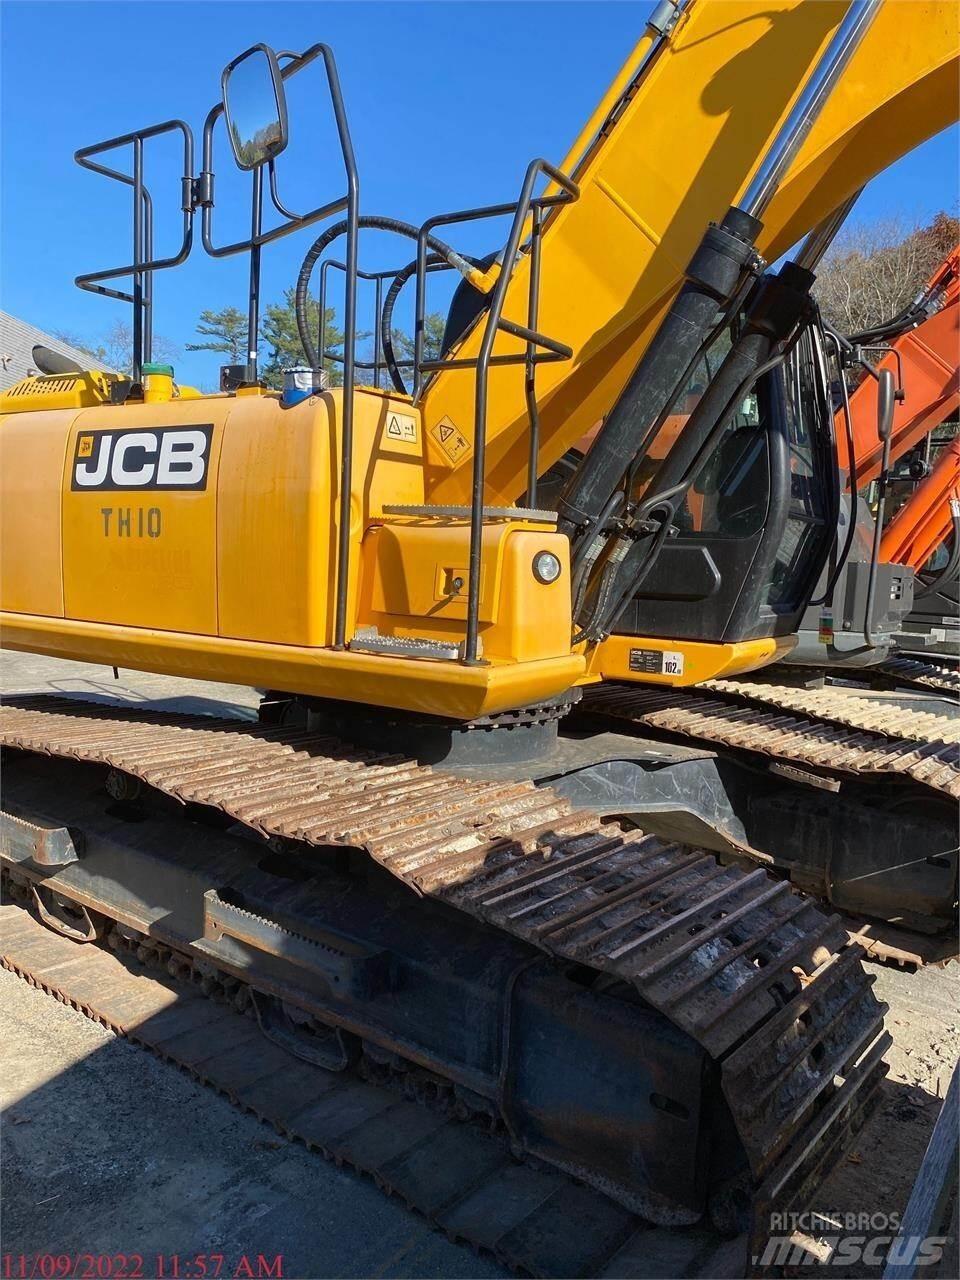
top-left (532, 550), bottom-right (562, 584)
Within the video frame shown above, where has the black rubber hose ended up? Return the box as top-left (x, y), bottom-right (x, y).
top-left (556, 205), bottom-right (761, 539)
top-left (295, 215), bottom-right (468, 376)
top-left (642, 263), bottom-right (815, 498)
top-left (808, 325), bottom-right (859, 608)
top-left (847, 301), bottom-right (926, 347)
top-left (379, 253), bottom-right (443, 395)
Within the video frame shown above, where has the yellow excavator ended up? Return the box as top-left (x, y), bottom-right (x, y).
top-left (2, 1), bottom-right (958, 1268)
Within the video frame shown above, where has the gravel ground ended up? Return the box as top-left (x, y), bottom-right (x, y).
top-left (2, 652), bottom-right (957, 1277)
top-left (0, 967), bottom-right (507, 1280)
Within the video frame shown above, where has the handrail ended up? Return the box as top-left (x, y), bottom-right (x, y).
top-left (317, 258), bottom-right (451, 381)
top-left (74, 118), bottom-right (194, 381)
top-left (310, 159), bottom-right (577, 664)
top-left (198, 41), bottom-right (360, 649)
top-left (462, 159), bottom-right (578, 661)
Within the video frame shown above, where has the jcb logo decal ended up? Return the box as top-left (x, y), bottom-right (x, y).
top-left (72, 426), bottom-right (213, 492)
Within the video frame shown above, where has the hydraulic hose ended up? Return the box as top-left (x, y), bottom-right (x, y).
top-left (556, 206), bottom-right (762, 540)
top-left (295, 215), bottom-right (475, 378)
top-left (378, 252), bottom-right (446, 396)
top-left (808, 326), bottom-right (859, 609)
top-left (640, 262), bottom-right (815, 498)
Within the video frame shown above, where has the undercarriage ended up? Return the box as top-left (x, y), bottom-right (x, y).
top-left (0, 692), bottom-right (893, 1273)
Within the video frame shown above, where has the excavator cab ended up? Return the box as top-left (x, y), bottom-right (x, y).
top-left (611, 316), bottom-right (838, 646)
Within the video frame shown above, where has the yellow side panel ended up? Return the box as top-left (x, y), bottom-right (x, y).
top-left (218, 390), bottom-right (425, 647)
top-left (1, 611), bottom-right (585, 720)
top-left (494, 530), bottom-right (571, 663)
top-left (62, 401), bottom-right (227, 634)
top-left (585, 635), bottom-right (797, 687)
top-left (421, 0), bottom-right (959, 507)
top-left (358, 522), bottom-right (571, 662)
top-left (0, 410), bottom-right (71, 616)
top-left (364, 522), bottom-right (507, 624)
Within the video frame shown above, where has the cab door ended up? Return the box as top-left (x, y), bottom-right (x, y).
top-left (615, 325), bottom-right (838, 643)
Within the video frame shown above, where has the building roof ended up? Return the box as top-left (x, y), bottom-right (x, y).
top-left (0, 310), bottom-right (110, 390)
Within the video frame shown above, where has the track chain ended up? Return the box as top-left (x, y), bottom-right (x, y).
top-left (4, 891), bottom-right (733, 1279)
top-left (0, 694), bottom-right (889, 1251)
top-left (702, 678), bottom-right (960, 745)
top-left (578, 683), bottom-right (960, 798)
top-left (876, 655), bottom-right (960, 694)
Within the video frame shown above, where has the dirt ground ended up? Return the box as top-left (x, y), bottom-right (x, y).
top-left (2, 652), bottom-right (958, 1278)
top-left (792, 961), bottom-right (960, 1278)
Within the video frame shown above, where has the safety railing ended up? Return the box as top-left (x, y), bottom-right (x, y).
top-left (75, 119), bottom-right (195, 383)
top-left (316, 257), bottom-right (449, 388)
top-left (75, 43), bottom-right (578, 671)
top-left (411, 159), bottom-right (579, 663)
top-left (311, 158), bottom-right (578, 665)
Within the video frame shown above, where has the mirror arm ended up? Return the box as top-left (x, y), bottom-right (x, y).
top-left (246, 169), bottom-right (264, 383)
top-left (268, 158), bottom-right (305, 222)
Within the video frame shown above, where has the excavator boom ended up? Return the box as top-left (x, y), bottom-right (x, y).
top-left (881, 435), bottom-right (960, 570)
top-left (421, 0), bottom-right (959, 508)
top-left (838, 246), bottom-right (959, 486)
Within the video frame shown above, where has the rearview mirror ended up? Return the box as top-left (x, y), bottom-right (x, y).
top-left (222, 44), bottom-right (288, 171)
top-left (876, 367), bottom-right (896, 443)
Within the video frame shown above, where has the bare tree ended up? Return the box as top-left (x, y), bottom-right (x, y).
top-left (54, 321), bottom-right (179, 374)
top-left (101, 320), bottom-right (179, 373)
top-left (814, 210), bottom-right (959, 337)
top-left (52, 329), bottom-right (107, 363)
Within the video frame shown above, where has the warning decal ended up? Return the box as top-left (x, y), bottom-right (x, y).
top-left (429, 416), bottom-right (471, 463)
top-left (385, 412), bottom-right (418, 444)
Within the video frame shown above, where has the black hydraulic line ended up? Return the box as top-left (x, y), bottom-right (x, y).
top-left (379, 252), bottom-right (445, 395)
top-left (844, 260), bottom-right (957, 348)
top-left (295, 215), bottom-right (471, 373)
top-left (642, 262), bottom-right (815, 497)
top-left (556, 206), bottom-right (761, 540)
top-left (570, 489), bottom-right (625, 622)
top-left (808, 326), bottom-right (859, 609)
top-left (848, 301), bottom-right (930, 347)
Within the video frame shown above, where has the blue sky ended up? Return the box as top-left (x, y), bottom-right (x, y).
top-left (2, 0), bottom-right (957, 389)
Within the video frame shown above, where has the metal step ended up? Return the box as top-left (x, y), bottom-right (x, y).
top-left (349, 629), bottom-right (469, 662)
top-left (381, 503), bottom-right (557, 522)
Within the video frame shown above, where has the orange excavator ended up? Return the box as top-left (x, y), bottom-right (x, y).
top-left (780, 243), bottom-right (959, 667)
top-left (864, 248), bottom-right (960, 652)
top-left (838, 244), bottom-right (959, 490)
top-left (882, 435), bottom-right (959, 577)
